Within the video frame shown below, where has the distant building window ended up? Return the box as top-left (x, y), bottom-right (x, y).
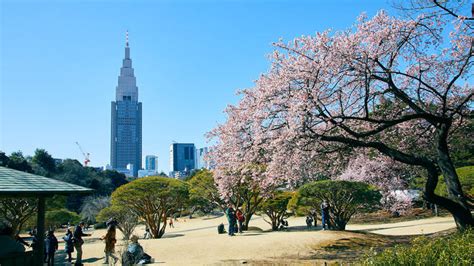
top-left (184, 147), bottom-right (189, 160)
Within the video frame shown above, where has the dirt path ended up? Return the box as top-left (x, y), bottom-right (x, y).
top-left (60, 215), bottom-right (455, 265)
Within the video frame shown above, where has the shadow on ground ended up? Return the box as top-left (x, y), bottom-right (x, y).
top-left (82, 257), bottom-right (103, 263)
top-left (161, 233), bottom-right (185, 239)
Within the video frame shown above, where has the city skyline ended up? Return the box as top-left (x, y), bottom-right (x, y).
top-left (0, 0), bottom-right (391, 173)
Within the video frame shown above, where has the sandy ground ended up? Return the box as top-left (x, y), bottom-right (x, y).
top-left (57, 215), bottom-right (455, 265)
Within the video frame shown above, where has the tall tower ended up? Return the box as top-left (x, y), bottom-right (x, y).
top-left (110, 31), bottom-right (142, 177)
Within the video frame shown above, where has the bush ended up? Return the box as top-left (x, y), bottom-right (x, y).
top-left (361, 229), bottom-right (474, 265)
top-left (287, 192), bottom-right (311, 217)
top-left (93, 222), bottom-right (107, 230)
top-left (45, 209), bottom-right (80, 229)
top-left (435, 166), bottom-right (474, 198)
top-left (297, 180), bottom-right (381, 230)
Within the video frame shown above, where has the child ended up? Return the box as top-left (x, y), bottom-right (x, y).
top-left (45, 230), bottom-right (58, 266)
top-left (63, 228), bottom-right (74, 263)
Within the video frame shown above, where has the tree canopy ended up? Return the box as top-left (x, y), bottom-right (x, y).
top-left (209, 1), bottom-right (473, 230)
top-left (298, 180), bottom-right (381, 230)
top-left (111, 176), bottom-right (189, 238)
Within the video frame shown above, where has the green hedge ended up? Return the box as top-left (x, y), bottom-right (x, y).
top-left (45, 209), bottom-right (80, 229)
top-left (361, 230), bottom-right (474, 265)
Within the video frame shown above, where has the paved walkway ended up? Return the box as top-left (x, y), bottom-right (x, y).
top-left (347, 216), bottom-right (456, 235)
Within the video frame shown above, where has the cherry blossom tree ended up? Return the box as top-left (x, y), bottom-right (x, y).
top-left (208, 92), bottom-right (274, 228)
top-left (211, 1), bottom-right (473, 229)
top-left (338, 153), bottom-right (413, 214)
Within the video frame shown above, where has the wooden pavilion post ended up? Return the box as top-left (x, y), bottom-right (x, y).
top-left (35, 196), bottom-right (46, 265)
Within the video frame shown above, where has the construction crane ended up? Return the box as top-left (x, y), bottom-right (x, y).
top-left (75, 142), bottom-right (90, 166)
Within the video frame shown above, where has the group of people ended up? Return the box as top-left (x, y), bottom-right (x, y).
top-left (0, 221), bottom-right (91, 266)
top-left (225, 205), bottom-right (245, 236)
top-left (306, 200), bottom-right (331, 230)
top-left (101, 218), bottom-right (152, 265)
top-left (0, 218), bottom-right (153, 265)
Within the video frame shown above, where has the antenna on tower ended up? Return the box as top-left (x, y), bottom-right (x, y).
top-left (126, 30), bottom-right (129, 47)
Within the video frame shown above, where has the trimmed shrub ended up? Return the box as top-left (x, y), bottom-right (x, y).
top-left (45, 209), bottom-right (80, 229)
top-left (111, 176), bottom-right (189, 238)
top-left (297, 180), bottom-right (381, 230)
top-left (361, 229), bottom-right (474, 265)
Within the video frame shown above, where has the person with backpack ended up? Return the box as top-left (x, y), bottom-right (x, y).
top-left (73, 221), bottom-right (91, 266)
top-left (44, 230), bottom-right (58, 266)
top-left (63, 228), bottom-right (74, 263)
top-left (235, 208), bottom-right (245, 233)
top-left (122, 235), bottom-right (152, 265)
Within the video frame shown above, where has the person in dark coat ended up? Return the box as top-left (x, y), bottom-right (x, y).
top-left (63, 228), bottom-right (74, 263)
top-left (73, 221), bottom-right (91, 266)
top-left (45, 230), bottom-right (58, 266)
top-left (225, 205), bottom-right (236, 236)
top-left (321, 200), bottom-right (330, 230)
top-left (306, 215), bottom-right (313, 229)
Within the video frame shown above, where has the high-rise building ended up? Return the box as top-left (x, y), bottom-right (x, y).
top-left (110, 32), bottom-right (142, 177)
top-left (145, 155), bottom-right (158, 170)
top-left (196, 147), bottom-right (211, 170)
top-left (169, 143), bottom-right (195, 178)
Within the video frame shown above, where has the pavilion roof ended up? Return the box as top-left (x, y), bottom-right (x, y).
top-left (0, 166), bottom-right (93, 196)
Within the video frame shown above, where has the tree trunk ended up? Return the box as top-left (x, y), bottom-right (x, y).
top-left (243, 212), bottom-right (253, 230)
top-left (432, 123), bottom-right (474, 230)
top-left (271, 219), bottom-right (278, 231)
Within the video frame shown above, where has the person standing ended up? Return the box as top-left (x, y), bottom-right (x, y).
top-left (306, 215), bottom-right (313, 229)
top-left (169, 218), bottom-right (174, 228)
top-left (63, 228), bottom-right (74, 263)
top-left (235, 208), bottom-right (245, 233)
top-left (101, 223), bottom-right (119, 264)
top-left (44, 230), bottom-right (58, 266)
top-left (73, 221), bottom-right (91, 266)
top-left (143, 227), bottom-right (151, 239)
top-left (225, 205), bottom-right (236, 236)
top-left (321, 200), bottom-right (330, 230)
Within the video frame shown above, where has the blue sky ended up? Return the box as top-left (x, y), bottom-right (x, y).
top-left (1, 0), bottom-right (392, 172)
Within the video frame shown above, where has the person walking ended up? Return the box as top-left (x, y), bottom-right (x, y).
top-left (225, 205), bottom-right (236, 236)
top-left (169, 218), bottom-right (174, 228)
top-left (63, 228), bottom-right (74, 263)
top-left (45, 230), bottom-right (58, 266)
top-left (73, 221), bottom-right (91, 266)
top-left (101, 222), bottom-right (119, 264)
top-left (235, 208), bottom-right (245, 233)
top-left (306, 215), bottom-right (313, 229)
top-left (321, 200), bottom-right (330, 230)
